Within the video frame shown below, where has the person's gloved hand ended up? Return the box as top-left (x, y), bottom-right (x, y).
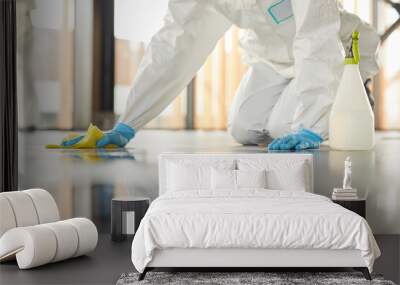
top-left (96, 123), bottom-right (135, 148)
top-left (61, 123), bottom-right (135, 148)
top-left (268, 128), bottom-right (323, 151)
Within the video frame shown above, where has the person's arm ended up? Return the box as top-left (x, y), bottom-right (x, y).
top-left (288, 0), bottom-right (343, 139)
top-left (119, 0), bottom-right (231, 130)
top-left (339, 9), bottom-right (380, 82)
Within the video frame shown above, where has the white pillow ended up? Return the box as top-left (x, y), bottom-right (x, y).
top-left (236, 169), bottom-right (267, 189)
top-left (167, 160), bottom-right (235, 191)
top-left (211, 169), bottom-right (236, 190)
top-left (266, 162), bottom-right (307, 191)
top-left (211, 169), bottom-right (267, 190)
top-left (237, 159), bottom-right (309, 191)
top-left (167, 163), bottom-right (209, 191)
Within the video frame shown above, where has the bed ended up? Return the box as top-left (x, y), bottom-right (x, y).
top-left (131, 153), bottom-right (380, 281)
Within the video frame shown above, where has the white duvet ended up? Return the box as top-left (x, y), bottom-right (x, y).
top-left (131, 190), bottom-right (380, 272)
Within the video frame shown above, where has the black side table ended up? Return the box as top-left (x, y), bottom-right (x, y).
top-left (111, 197), bottom-right (150, 242)
top-left (332, 199), bottom-right (366, 218)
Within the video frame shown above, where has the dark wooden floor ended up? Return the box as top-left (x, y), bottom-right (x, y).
top-left (0, 234), bottom-right (133, 285)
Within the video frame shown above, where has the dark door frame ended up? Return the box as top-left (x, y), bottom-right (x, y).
top-left (92, 0), bottom-right (115, 128)
top-left (0, 0), bottom-right (18, 192)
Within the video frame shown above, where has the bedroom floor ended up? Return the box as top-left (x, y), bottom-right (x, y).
top-left (1, 130), bottom-right (399, 284)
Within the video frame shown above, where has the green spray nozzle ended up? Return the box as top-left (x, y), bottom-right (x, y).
top-left (345, 31), bottom-right (360, 65)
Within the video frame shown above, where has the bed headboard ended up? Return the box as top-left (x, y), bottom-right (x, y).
top-left (158, 153), bottom-right (314, 195)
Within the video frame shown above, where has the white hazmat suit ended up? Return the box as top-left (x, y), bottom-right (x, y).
top-left (119, 0), bottom-right (380, 145)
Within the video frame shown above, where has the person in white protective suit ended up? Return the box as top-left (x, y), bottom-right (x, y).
top-left (64, 0), bottom-right (380, 150)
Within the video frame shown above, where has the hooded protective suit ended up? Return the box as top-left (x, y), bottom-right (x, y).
top-left (119, 0), bottom-right (380, 145)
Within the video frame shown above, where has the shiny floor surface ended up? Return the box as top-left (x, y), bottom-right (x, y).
top-left (0, 234), bottom-right (132, 285)
top-left (1, 130), bottom-right (399, 284)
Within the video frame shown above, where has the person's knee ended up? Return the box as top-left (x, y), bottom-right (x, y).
top-left (228, 120), bottom-right (272, 145)
top-left (228, 120), bottom-right (251, 145)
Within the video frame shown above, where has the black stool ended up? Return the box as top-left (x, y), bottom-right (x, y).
top-left (111, 197), bottom-right (150, 242)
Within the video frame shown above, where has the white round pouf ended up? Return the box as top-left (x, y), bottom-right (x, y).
top-left (24, 189), bottom-right (60, 223)
top-left (0, 218), bottom-right (98, 269)
top-left (0, 226), bottom-right (57, 269)
top-left (43, 221), bottom-right (79, 262)
top-left (1, 192), bottom-right (39, 227)
top-left (0, 189), bottom-right (98, 269)
top-left (65, 218), bottom-right (98, 257)
top-left (0, 196), bottom-right (17, 237)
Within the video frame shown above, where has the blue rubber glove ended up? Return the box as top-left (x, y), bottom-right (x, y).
top-left (96, 123), bottom-right (135, 148)
top-left (268, 129), bottom-right (323, 151)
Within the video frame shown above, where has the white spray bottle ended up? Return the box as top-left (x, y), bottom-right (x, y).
top-left (329, 31), bottom-right (375, 150)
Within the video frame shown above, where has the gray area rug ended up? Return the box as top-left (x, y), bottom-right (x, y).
top-left (116, 272), bottom-right (396, 285)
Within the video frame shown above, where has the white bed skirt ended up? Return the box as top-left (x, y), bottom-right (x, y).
top-left (148, 248), bottom-right (366, 268)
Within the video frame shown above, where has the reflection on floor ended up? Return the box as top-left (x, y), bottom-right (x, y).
top-left (1, 130), bottom-right (399, 284)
